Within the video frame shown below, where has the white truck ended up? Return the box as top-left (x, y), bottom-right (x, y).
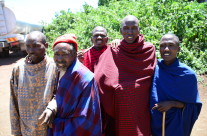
top-left (0, 0), bottom-right (42, 57)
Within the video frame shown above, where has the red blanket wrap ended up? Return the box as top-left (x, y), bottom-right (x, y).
top-left (83, 45), bottom-right (107, 72)
top-left (94, 34), bottom-right (156, 136)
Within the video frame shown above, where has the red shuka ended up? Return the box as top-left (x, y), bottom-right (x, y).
top-left (83, 45), bottom-right (107, 72)
top-left (94, 35), bottom-right (156, 136)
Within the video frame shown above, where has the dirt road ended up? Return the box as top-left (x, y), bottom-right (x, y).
top-left (0, 56), bottom-right (206, 136)
top-left (0, 56), bottom-right (24, 136)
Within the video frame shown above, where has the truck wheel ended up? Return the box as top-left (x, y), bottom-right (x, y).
top-left (22, 51), bottom-right (27, 56)
top-left (1, 47), bottom-right (9, 57)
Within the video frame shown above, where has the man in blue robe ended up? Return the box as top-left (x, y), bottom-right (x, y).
top-left (150, 33), bottom-right (202, 136)
top-left (40, 34), bottom-right (102, 136)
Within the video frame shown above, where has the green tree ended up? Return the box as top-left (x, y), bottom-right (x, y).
top-left (98, 0), bottom-right (136, 6)
top-left (98, 0), bottom-right (119, 6)
top-left (43, 0), bottom-right (207, 74)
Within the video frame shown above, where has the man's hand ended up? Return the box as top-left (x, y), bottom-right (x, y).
top-left (77, 50), bottom-right (84, 63)
top-left (152, 101), bottom-right (173, 112)
top-left (110, 39), bottom-right (121, 48)
top-left (152, 101), bottom-right (185, 112)
top-left (38, 108), bottom-right (55, 128)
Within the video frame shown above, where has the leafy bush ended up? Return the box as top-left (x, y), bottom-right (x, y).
top-left (43, 0), bottom-right (207, 74)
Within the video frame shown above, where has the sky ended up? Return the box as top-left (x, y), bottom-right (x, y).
top-left (4, 0), bottom-right (98, 24)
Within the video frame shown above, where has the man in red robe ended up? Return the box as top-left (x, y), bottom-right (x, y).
top-left (77, 26), bottom-right (108, 72)
top-left (94, 15), bottom-right (156, 136)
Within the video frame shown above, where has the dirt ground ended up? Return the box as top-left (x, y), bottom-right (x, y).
top-left (0, 55), bottom-right (206, 136)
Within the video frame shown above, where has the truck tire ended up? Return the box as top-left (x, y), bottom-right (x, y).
top-left (0, 47), bottom-right (9, 57)
top-left (22, 50), bottom-right (27, 56)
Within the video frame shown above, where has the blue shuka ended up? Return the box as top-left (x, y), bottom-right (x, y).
top-left (48, 60), bottom-right (102, 136)
top-left (150, 59), bottom-right (202, 136)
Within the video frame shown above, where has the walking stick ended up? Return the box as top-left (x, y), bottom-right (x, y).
top-left (162, 111), bottom-right (166, 136)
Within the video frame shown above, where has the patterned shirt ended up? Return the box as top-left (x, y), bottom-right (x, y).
top-left (10, 56), bottom-right (56, 136)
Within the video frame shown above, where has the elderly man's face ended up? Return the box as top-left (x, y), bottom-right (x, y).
top-left (91, 28), bottom-right (108, 49)
top-left (54, 43), bottom-right (76, 71)
top-left (159, 36), bottom-right (180, 65)
top-left (26, 38), bottom-right (47, 64)
top-left (120, 20), bottom-right (139, 43)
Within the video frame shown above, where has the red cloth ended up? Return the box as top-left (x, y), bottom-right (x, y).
top-left (83, 45), bottom-right (107, 72)
top-left (94, 35), bottom-right (156, 136)
top-left (53, 34), bottom-right (78, 51)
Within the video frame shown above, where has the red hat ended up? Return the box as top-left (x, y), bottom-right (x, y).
top-left (53, 34), bottom-right (78, 51)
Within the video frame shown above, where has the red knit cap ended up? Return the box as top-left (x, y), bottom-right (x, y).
top-left (53, 34), bottom-right (78, 51)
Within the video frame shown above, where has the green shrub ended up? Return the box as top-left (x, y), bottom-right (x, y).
top-left (43, 0), bottom-right (207, 74)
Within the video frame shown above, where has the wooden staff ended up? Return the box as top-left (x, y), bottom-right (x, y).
top-left (162, 111), bottom-right (166, 136)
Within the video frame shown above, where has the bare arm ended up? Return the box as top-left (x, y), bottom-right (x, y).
top-left (77, 50), bottom-right (85, 63)
top-left (110, 39), bottom-right (121, 48)
top-left (38, 96), bottom-right (57, 127)
top-left (152, 101), bottom-right (185, 112)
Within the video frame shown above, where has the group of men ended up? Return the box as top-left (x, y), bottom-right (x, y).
top-left (10, 15), bottom-right (202, 136)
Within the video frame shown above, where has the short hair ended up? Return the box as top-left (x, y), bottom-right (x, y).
top-left (26, 31), bottom-right (46, 44)
top-left (121, 15), bottom-right (139, 27)
top-left (161, 33), bottom-right (180, 46)
top-left (92, 26), bottom-right (107, 35)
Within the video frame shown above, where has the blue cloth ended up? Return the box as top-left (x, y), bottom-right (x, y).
top-left (48, 60), bottom-right (102, 136)
top-left (150, 59), bottom-right (202, 136)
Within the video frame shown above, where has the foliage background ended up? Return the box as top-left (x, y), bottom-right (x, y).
top-left (43, 0), bottom-right (207, 74)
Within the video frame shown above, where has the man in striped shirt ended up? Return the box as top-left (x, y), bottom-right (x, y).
top-left (78, 26), bottom-right (108, 72)
top-left (94, 15), bottom-right (156, 136)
